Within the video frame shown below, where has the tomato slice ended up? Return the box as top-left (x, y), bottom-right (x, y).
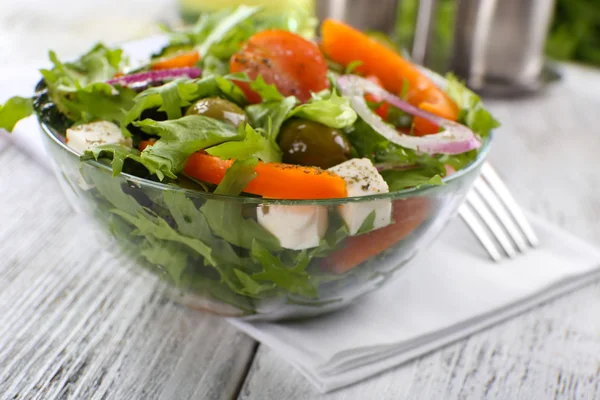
top-left (321, 197), bottom-right (429, 274)
top-left (230, 30), bottom-right (330, 103)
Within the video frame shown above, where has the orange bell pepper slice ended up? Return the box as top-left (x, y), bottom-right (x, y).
top-left (151, 50), bottom-right (200, 70)
top-left (320, 19), bottom-right (459, 135)
top-left (184, 153), bottom-right (348, 199)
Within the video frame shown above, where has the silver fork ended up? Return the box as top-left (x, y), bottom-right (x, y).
top-left (459, 163), bottom-right (539, 261)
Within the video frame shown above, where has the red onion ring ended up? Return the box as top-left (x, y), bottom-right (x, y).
top-left (337, 75), bottom-right (481, 155)
top-left (107, 67), bottom-right (202, 87)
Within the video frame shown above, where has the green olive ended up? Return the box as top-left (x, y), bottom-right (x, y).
top-left (277, 119), bottom-right (352, 169)
top-left (185, 97), bottom-right (247, 126)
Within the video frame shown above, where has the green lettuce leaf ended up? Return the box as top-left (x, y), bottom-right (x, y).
top-left (134, 115), bottom-right (244, 179)
top-left (41, 44), bottom-right (123, 90)
top-left (288, 90), bottom-right (357, 129)
top-left (38, 44), bottom-right (134, 124)
top-left (201, 158), bottom-right (281, 250)
top-left (245, 96), bottom-right (297, 140)
top-left (59, 82), bottom-right (136, 124)
top-left (121, 79), bottom-right (200, 135)
top-left (206, 124), bottom-right (282, 163)
top-left (122, 76), bottom-right (247, 136)
top-left (0, 96), bottom-right (33, 132)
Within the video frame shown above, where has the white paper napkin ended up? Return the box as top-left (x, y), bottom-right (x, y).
top-left (4, 67), bottom-right (600, 394)
top-left (229, 216), bottom-right (600, 392)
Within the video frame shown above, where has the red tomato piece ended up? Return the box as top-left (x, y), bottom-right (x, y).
top-left (230, 30), bottom-right (330, 103)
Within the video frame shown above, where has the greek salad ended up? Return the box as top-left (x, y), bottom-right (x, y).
top-left (0, 6), bottom-right (498, 315)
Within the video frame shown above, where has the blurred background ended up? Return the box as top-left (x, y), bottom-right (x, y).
top-left (0, 0), bottom-right (598, 95)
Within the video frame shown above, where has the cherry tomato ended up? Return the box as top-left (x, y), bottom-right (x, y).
top-left (230, 30), bottom-right (330, 103)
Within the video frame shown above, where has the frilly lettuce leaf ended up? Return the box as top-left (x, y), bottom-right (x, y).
top-left (287, 89), bottom-right (357, 129)
top-left (206, 124), bottom-right (282, 163)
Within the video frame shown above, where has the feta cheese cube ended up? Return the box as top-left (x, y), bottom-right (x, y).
top-left (257, 205), bottom-right (328, 250)
top-left (66, 121), bottom-right (132, 154)
top-left (328, 158), bottom-right (392, 235)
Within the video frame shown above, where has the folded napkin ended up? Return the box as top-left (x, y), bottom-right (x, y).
top-left (230, 217), bottom-right (600, 392)
top-left (4, 69), bottom-right (600, 394)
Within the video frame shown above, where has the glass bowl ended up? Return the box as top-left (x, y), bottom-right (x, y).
top-left (37, 116), bottom-right (490, 320)
top-left (32, 35), bottom-right (492, 320)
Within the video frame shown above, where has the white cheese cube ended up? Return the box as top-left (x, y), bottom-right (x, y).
top-left (66, 121), bottom-right (132, 154)
top-left (328, 158), bottom-right (392, 235)
top-left (257, 205), bottom-right (328, 250)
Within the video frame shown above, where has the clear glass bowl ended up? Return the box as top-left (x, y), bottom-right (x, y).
top-left (37, 114), bottom-right (491, 320)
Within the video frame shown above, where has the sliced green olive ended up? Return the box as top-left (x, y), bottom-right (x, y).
top-left (277, 119), bottom-right (352, 169)
top-left (185, 97), bottom-right (247, 126)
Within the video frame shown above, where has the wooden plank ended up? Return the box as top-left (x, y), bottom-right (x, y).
top-left (239, 65), bottom-right (600, 399)
top-left (0, 149), bottom-right (256, 400)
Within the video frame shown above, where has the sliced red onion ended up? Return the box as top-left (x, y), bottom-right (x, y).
top-left (337, 74), bottom-right (480, 155)
top-left (107, 67), bottom-right (202, 87)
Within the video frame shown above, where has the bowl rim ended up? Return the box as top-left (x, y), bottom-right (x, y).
top-left (39, 118), bottom-right (493, 206)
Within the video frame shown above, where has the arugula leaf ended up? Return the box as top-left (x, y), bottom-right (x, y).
top-left (228, 73), bottom-right (285, 102)
top-left (85, 168), bottom-right (146, 216)
top-left (81, 143), bottom-right (145, 177)
top-left (140, 238), bottom-right (189, 286)
top-left (113, 208), bottom-right (216, 265)
top-left (245, 96), bottom-right (297, 140)
top-left (163, 190), bottom-right (250, 291)
top-left (0, 97), bottom-right (33, 132)
top-left (201, 158), bottom-right (281, 250)
top-left (206, 124), bottom-right (282, 163)
top-left (234, 269), bottom-right (275, 297)
top-left (134, 115), bottom-right (244, 179)
top-left (251, 241), bottom-right (317, 297)
top-left (287, 90), bottom-right (357, 129)
top-left (381, 168), bottom-right (444, 191)
top-left (249, 76), bottom-right (285, 102)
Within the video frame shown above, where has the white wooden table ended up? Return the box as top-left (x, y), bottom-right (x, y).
top-left (2, 2), bottom-right (600, 398)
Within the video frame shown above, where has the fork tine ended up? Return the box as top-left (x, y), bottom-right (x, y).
top-left (481, 163), bottom-right (539, 246)
top-left (473, 179), bottom-right (529, 252)
top-left (459, 204), bottom-right (502, 262)
top-left (466, 190), bottom-right (518, 258)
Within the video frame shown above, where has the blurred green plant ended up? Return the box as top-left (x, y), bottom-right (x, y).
top-left (545, 0), bottom-right (600, 66)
